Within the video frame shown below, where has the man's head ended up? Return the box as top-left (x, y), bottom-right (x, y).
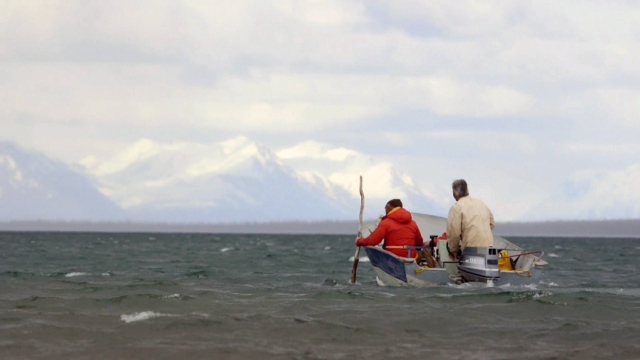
top-left (385, 199), bottom-right (403, 214)
top-left (452, 179), bottom-right (469, 201)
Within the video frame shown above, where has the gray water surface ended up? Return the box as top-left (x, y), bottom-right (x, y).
top-left (1, 233), bottom-right (639, 359)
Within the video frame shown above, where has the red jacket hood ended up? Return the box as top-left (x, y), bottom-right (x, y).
top-left (383, 207), bottom-right (412, 224)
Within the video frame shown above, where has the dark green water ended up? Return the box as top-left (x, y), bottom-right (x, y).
top-left (1, 233), bottom-right (639, 359)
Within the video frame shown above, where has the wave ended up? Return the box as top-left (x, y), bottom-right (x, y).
top-left (347, 256), bottom-right (370, 262)
top-left (322, 278), bottom-right (344, 287)
top-left (120, 311), bottom-right (176, 323)
top-left (102, 293), bottom-right (195, 303)
top-left (63, 272), bottom-right (111, 277)
top-left (509, 290), bottom-right (554, 301)
top-left (65, 272), bottom-right (90, 277)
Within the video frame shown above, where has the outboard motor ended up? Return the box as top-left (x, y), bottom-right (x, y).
top-left (458, 247), bottom-right (500, 282)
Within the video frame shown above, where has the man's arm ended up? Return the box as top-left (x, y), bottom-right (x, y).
top-left (446, 205), bottom-right (462, 254)
top-left (356, 221), bottom-right (388, 247)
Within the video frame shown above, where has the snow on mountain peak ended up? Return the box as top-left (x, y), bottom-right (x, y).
top-left (86, 138), bottom-right (164, 176)
top-left (86, 137), bottom-right (278, 179)
top-left (277, 141), bottom-right (423, 198)
top-left (276, 140), bottom-right (448, 217)
top-left (83, 137), bottom-right (293, 214)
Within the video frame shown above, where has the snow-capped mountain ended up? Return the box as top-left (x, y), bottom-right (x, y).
top-left (81, 137), bottom-right (447, 222)
top-left (0, 142), bottom-right (124, 221)
top-left (276, 140), bottom-right (450, 219)
top-left (80, 137), bottom-right (355, 222)
top-left (0, 137), bottom-right (447, 223)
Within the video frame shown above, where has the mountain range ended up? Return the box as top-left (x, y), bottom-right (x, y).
top-left (0, 142), bottom-right (124, 221)
top-left (0, 138), bottom-right (446, 223)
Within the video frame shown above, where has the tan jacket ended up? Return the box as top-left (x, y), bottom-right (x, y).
top-left (446, 196), bottom-right (495, 254)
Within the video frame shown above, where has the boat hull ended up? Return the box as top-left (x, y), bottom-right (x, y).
top-left (364, 246), bottom-right (544, 287)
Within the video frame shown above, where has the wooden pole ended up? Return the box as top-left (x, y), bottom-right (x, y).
top-left (350, 176), bottom-right (364, 284)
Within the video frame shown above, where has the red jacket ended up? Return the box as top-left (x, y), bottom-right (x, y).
top-left (356, 208), bottom-right (423, 258)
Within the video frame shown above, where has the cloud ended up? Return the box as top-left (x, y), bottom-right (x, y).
top-left (595, 88), bottom-right (640, 127)
top-left (276, 141), bottom-right (359, 161)
top-left (419, 130), bottom-right (538, 154)
top-left (5, 0), bottom-right (630, 131)
top-left (1, 61), bottom-right (535, 137)
top-left (565, 143), bottom-right (640, 157)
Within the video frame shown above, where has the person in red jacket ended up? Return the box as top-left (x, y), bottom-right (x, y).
top-left (355, 199), bottom-right (424, 258)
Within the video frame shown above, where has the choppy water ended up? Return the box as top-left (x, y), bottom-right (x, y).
top-left (1, 233), bottom-right (640, 359)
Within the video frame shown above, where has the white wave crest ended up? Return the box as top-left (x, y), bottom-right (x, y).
top-left (220, 247), bottom-right (233, 252)
top-left (120, 311), bottom-right (174, 323)
top-left (165, 294), bottom-right (180, 299)
top-left (348, 256), bottom-right (370, 262)
top-left (533, 291), bottom-right (553, 299)
top-left (324, 246), bottom-right (331, 250)
top-left (65, 272), bottom-right (89, 277)
top-left (548, 253), bottom-right (560, 258)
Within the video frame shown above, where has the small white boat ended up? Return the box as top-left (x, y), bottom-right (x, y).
top-left (361, 213), bottom-right (548, 287)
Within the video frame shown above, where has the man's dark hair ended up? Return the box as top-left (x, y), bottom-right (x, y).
top-left (386, 199), bottom-right (403, 208)
top-left (452, 179), bottom-right (469, 197)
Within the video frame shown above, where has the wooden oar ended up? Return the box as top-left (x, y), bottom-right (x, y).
top-left (350, 176), bottom-right (364, 284)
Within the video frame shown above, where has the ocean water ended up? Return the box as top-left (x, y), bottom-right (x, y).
top-left (1, 233), bottom-right (639, 360)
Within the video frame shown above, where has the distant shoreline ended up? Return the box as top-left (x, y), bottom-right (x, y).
top-left (0, 219), bottom-right (639, 238)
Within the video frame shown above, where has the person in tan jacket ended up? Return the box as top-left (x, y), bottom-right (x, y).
top-left (446, 179), bottom-right (495, 259)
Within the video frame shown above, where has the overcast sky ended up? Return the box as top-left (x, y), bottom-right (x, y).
top-left (2, 1), bottom-right (640, 221)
